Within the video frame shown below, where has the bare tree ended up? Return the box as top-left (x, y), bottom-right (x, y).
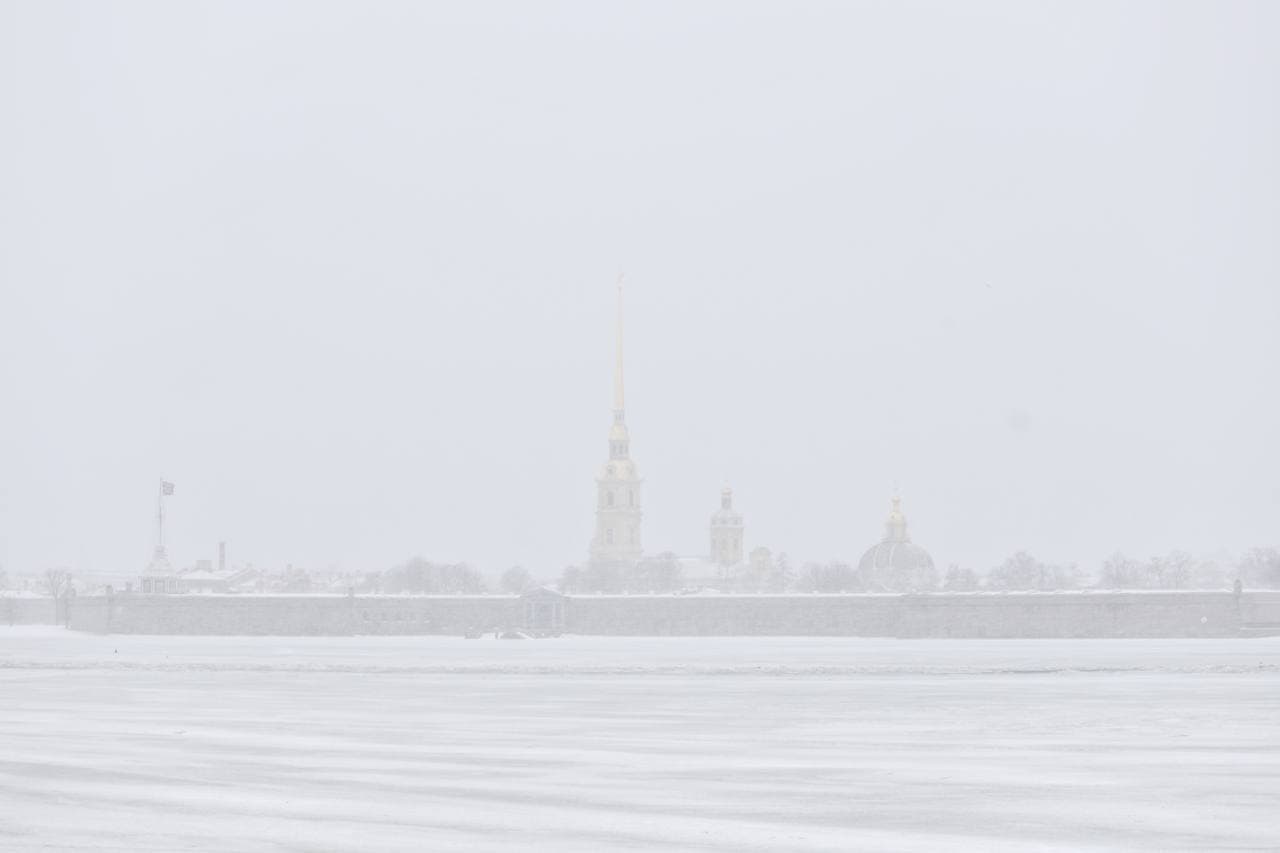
top-left (501, 565), bottom-right (532, 594)
top-left (42, 568), bottom-right (72, 599)
top-left (988, 552), bottom-right (1080, 591)
top-left (1237, 547), bottom-right (1280, 588)
top-left (986, 551), bottom-right (1045, 590)
top-left (42, 568), bottom-right (73, 624)
top-left (557, 565), bottom-right (583, 593)
top-left (943, 564), bottom-right (981, 591)
top-left (1098, 552), bottom-right (1146, 589)
top-left (629, 552), bottom-right (683, 594)
top-left (381, 557), bottom-right (486, 594)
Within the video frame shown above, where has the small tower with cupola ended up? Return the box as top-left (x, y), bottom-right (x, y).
top-left (710, 487), bottom-right (744, 567)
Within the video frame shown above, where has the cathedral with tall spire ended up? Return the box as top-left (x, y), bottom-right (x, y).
top-left (589, 278), bottom-right (643, 566)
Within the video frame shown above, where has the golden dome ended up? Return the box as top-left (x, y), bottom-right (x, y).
top-left (883, 496), bottom-right (909, 543)
top-left (886, 495), bottom-right (905, 524)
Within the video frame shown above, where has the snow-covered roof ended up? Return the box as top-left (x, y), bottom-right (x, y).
top-left (521, 586), bottom-right (564, 599)
top-left (179, 570), bottom-right (225, 582)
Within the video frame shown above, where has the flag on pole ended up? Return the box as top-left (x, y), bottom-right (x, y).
top-left (161, 481), bottom-right (175, 495)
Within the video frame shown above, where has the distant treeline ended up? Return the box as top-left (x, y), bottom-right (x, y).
top-left (358, 559), bottom-right (487, 595)
top-left (5, 547), bottom-right (1278, 598)
top-left (553, 546), bottom-right (1280, 595)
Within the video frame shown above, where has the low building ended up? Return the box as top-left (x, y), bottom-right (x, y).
top-left (141, 546), bottom-right (178, 594)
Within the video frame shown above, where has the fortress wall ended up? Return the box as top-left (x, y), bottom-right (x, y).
top-left (1238, 590), bottom-right (1280, 624)
top-left (564, 594), bottom-right (903, 636)
top-left (1, 596), bottom-right (61, 626)
top-left (349, 596), bottom-right (519, 635)
top-left (64, 590), bottom-right (1254, 637)
top-left (565, 591), bottom-right (1241, 638)
top-left (893, 591), bottom-right (1239, 638)
top-left (69, 594), bottom-right (519, 636)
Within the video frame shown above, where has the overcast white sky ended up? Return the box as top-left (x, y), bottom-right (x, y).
top-left (1, 1), bottom-right (1276, 581)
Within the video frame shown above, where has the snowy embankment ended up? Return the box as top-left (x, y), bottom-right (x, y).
top-left (2, 628), bottom-right (1278, 852)
top-left (2, 627), bottom-right (1276, 675)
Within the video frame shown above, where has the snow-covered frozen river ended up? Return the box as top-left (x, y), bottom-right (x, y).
top-left (2, 628), bottom-right (1277, 851)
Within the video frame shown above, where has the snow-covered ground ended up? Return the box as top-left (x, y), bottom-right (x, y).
top-left (2, 628), bottom-right (1277, 851)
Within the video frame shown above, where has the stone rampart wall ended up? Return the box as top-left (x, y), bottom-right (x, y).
top-left (564, 592), bottom-right (1242, 638)
top-left (69, 594), bottom-right (518, 636)
top-left (1, 596), bottom-right (61, 626)
top-left (61, 590), bottom-right (1267, 638)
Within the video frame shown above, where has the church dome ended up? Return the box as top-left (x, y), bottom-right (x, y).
top-left (857, 497), bottom-right (935, 590)
top-left (858, 540), bottom-right (935, 575)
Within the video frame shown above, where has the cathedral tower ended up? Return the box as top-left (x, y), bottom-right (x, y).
top-left (589, 279), bottom-right (643, 566)
top-left (710, 487), bottom-right (744, 567)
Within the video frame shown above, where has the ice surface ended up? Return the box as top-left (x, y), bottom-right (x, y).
top-left (2, 628), bottom-right (1277, 851)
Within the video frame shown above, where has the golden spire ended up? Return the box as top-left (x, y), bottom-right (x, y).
top-left (885, 495), bottom-right (909, 542)
top-left (614, 274), bottom-right (625, 417)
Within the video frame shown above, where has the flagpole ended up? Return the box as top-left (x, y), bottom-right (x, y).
top-left (157, 478), bottom-right (164, 550)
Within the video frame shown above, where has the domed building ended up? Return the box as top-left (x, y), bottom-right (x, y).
top-left (858, 496), bottom-right (937, 591)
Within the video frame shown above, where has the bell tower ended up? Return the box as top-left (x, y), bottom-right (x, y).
top-left (589, 278), bottom-right (643, 566)
top-left (710, 487), bottom-right (744, 566)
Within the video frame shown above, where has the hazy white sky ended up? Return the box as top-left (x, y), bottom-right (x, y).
top-left (1, 1), bottom-right (1276, 580)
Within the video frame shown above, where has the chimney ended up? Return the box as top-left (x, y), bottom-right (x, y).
top-left (218, 541), bottom-right (226, 573)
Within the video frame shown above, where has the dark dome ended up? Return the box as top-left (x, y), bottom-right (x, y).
top-left (858, 540), bottom-right (935, 575)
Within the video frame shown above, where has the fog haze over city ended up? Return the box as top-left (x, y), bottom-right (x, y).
top-left (2, 1), bottom-right (1276, 581)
